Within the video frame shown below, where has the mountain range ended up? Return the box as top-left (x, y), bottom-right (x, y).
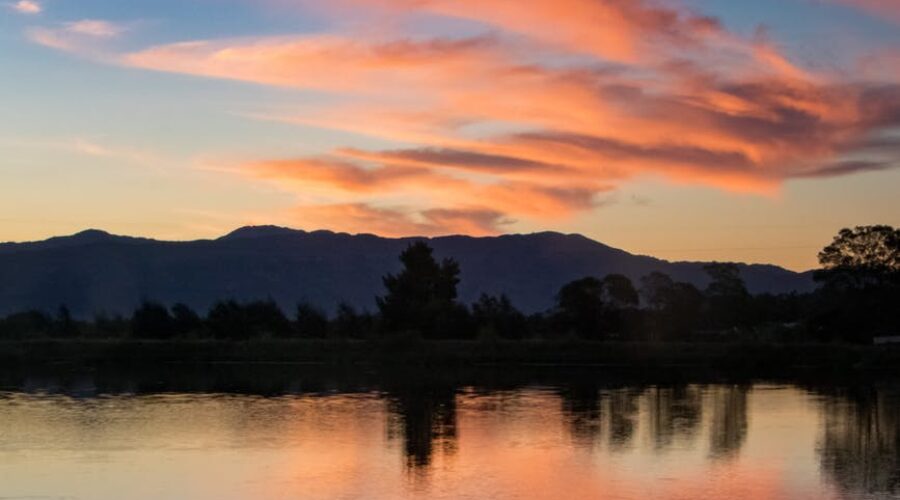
top-left (0, 226), bottom-right (817, 317)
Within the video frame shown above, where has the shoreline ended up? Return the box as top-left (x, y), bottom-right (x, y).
top-left (1, 339), bottom-right (897, 373)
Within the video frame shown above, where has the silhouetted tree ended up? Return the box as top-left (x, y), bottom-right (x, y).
top-left (92, 313), bottom-right (128, 339)
top-left (170, 303), bottom-right (201, 337)
top-left (472, 294), bottom-right (527, 339)
top-left (131, 301), bottom-right (174, 339)
top-left (207, 300), bottom-right (249, 340)
top-left (54, 305), bottom-right (79, 338)
top-left (703, 263), bottom-right (751, 330)
top-left (602, 274), bottom-right (639, 309)
top-left (600, 274), bottom-right (639, 338)
top-left (0, 310), bottom-right (51, 339)
top-left (555, 277), bottom-right (606, 339)
top-left (640, 272), bottom-right (703, 340)
top-left (331, 302), bottom-right (371, 339)
top-left (641, 272), bottom-right (675, 310)
top-left (244, 299), bottom-right (292, 337)
top-left (377, 242), bottom-right (462, 339)
top-left (207, 300), bottom-right (291, 340)
top-left (432, 302), bottom-right (474, 340)
top-left (810, 225), bottom-right (900, 342)
top-left (816, 225), bottom-right (899, 289)
top-left (295, 302), bottom-right (329, 338)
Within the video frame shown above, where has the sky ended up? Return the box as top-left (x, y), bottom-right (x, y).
top-left (1, 0), bottom-right (899, 270)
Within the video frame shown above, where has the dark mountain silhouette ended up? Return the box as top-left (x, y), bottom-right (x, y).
top-left (0, 226), bottom-right (816, 317)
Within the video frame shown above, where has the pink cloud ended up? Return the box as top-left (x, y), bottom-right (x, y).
top-left (65, 19), bottom-right (125, 38)
top-left (9, 0), bottom-right (40, 14)
top-left (27, 19), bottom-right (126, 55)
top-left (29, 0), bottom-right (900, 235)
top-left (286, 203), bottom-right (510, 236)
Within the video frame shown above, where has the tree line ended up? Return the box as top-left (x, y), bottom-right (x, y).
top-left (0, 225), bottom-right (896, 343)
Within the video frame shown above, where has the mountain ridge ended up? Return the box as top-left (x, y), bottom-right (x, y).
top-left (0, 226), bottom-right (817, 317)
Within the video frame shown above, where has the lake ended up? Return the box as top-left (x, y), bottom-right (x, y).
top-left (0, 366), bottom-right (897, 499)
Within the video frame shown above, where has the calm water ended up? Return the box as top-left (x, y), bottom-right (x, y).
top-left (0, 368), bottom-right (898, 499)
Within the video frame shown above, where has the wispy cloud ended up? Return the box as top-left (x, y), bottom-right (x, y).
top-left (27, 19), bottom-right (126, 56)
top-left (8, 0), bottom-right (40, 14)
top-left (64, 19), bottom-right (125, 38)
top-left (284, 203), bottom-right (512, 236)
top-left (27, 0), bottom-right (900, 236)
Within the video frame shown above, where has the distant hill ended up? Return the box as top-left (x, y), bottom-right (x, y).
top-left (0, 226), bottom-right (816, 317)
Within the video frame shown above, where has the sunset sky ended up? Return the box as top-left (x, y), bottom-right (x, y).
top-left (1, 0), bottom-right (898, 270)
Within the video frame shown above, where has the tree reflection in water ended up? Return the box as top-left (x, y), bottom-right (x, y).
top-left (4, 365), bottom-right (900, 499)
top-left (645, 385), bottom-right (703, 450)
top-left (708, 385), bottom-right (750, 460)
top-left (819, 386), bottom-right (900, 497)
top-left (607, 388), bottom-right (641, 450)
top-left (385, 383), bottom-right (458, 471)
top-left (559, 384), bottom-right (719, 454)
top-left (560, 382), bottom-right (603, 446)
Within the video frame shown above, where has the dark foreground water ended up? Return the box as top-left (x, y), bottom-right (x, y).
top-left (0, 367), bottom-right (897, 499)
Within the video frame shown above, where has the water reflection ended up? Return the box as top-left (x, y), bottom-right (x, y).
top-left (819, 386), bottom-right (900, 496)
top-left (386, 383), bottom-right (458, 470)
top-left (607, 388), bottom-right (641, 449)
top-left (559, 382), bottom-right (603, 445)
top-left (708, 385), bottom-right (749, 459)
top-left (645, 385), bottom-right (703, 450)
top-left (0, 367), bottom-right (899, 499)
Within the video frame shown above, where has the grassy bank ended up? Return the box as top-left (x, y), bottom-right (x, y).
top-left (0, 338), bottom-right (897, 373)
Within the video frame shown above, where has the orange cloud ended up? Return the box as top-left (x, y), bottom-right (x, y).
top-left (30, 0), bottom-right (900, 235)
top-left (125, 35), bottom-right (505, 94)
top-left (286, 203), bottom-right (510, 236)
top-left (247, 156), bottom-right (602, 220)
top-left (354, 0), bottom-right (723, 64)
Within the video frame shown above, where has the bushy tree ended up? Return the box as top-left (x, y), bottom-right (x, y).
top-left (377, 242), bottom-right (463, 338)
top-left (472, 294), bottom-right (527, 339)
top-left (555, 277), bottom-right (606, 339)
top-left (816, 225), bottom-right (899, 289)
top-left (703, 263), bottom-right (751, 330)
top-left (92, 313), bottom-right (128, 339)
top-left (601, 274), bottom-right (639, 309)
top-left (640, 272), bottom-right (676, 312)
top-left (640, 272), bottom-right (703, 340)
top-left (0, 310), bottom-right (52, 339)
top-left (332, 302), bottom-right (373, 339)
top-left (810, 225), bottom-right (900, 342)
top-left (207, 300), bottom-right (248, 340)
top-left (171, 303), bottom-right (201, 337)
top-left (131, 301), bottom-right (174, 339)
top-left (244, 299), bottom-right (292, 337)
top-left (600, 274), bottom-right (639, 338)
top-left (296, 302), bottom-right (329, 338)
top-left (54, 305), bottom-right (79, 338)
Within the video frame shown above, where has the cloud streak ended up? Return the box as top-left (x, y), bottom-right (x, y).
top-left (27, 19), bottom-right (126, 55)
top-left (65, 20), bottom-right (125, 38)
top-left (9, 0), bottom-right (40, 14)
top-left (27, 0), bottom-right (900, 235)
